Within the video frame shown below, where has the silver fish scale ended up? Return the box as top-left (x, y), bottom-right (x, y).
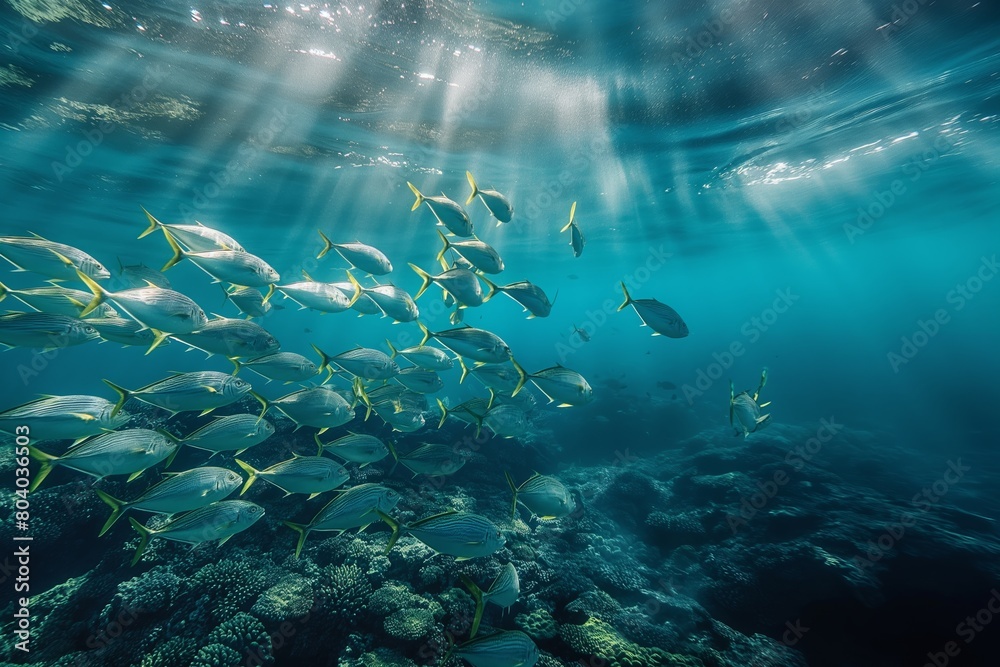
top-left (137, 467), bottom-right (237, 503)
top-left (267, 457), bottom-right (343, 479)
top-left (186, 414), bottom-right (262, 439)
top-left (66, 429), bottom-right (166, 458)
top-left (139, 371), bottom-right (236, 394)
top-left (1, 395), bottom-right (114, 418)
top-left (410, 513), bottom-right (493, 540)
top-left (313, 484), bottom-right (394, 526)
top-left (155, 500), bottom-right (251, 535)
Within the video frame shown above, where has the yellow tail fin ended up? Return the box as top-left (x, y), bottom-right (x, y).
top-left (316, 230), bottom-right (334, 259)
top-left (408, 263), bottom-right (433, 300)
top-left (138, 206), bottom-right (162, 239)
top-left (77, 270), bottom-right (108, 317)
top-left (407, 182), bottom-right (424, 211)
top-left (560, 201), bottom-right (577, 233)
top-left (234, 459), bottom-right (258, 495)
top-left (465, 170), bottom-right (479, 206)
top-left (617, 282), bottom-right (632, 312)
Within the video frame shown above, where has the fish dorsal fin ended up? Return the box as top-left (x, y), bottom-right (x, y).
top-left (410, 510), bottom-right (461, 526)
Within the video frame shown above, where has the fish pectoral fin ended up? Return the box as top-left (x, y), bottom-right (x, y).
top-left (126, 470), bottom-right (145, 483)
top-left (70, 412), bottom-right (97, 421)
top-left (759, 401), bottom-right (771, 408)
top-left (203, 386), bottom-right (218, 393)
top-left (557, 403), bottom-right (572, 408)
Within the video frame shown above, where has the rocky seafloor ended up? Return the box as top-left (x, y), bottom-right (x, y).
top-left (2, 403), bottom-right (999, 667)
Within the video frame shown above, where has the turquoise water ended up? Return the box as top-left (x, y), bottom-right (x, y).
top-left (2, 2), bottom-right (1000, 666)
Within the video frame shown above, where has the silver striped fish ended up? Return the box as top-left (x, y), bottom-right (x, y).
top-left (393, 368), bottom-right (443, 394)
top-left (513, 363), bottom-right (592, 407)
top-left (104, 371), bottom-right (255, 417)
top-left (128, 500), bottom-right (263, 565)
top-left (0, 235), bottom-right (109, 281)
top-left (348, 272), bottom-right (419, 322)
top-left (409, 264), bottom-right (484, 308)
top-left (481, 278), bottom-right (554, 319)
top-left (28, 428), bottom-right (178, 491)
top-left (274, 271), bottom-right (354, 313)
top-left (283, 483), bottom-right (400, 558)
top-left (505, 472), bottom-right (573, 520)
top-left (0, 281), bottom-right (117, 318)
top-left (417, 322), bottom-right (521, 370)
top-left (314, 432), bottom-right (389, 466)
top-left (139, 208), bottom-right (245, 252)
top-left (234, 351), bottom-right (318, 383)
top-left (617, 282), bottom-right (689, 338)
top-left (180, 414), bottom-right (274, 454)
top-left (386, 340), bottom-right (454, 371)
top-left (559, 201), bottom-right (585, 258)
top-left (466, 171), bottom-right (514, 224)
top-left (88, 317), bottom-right (159, 347)
top-left (77, 271), bottom-right (208, 351)
top-left (316, 232), bottom-right (392, 275)
top-left (172, 317), bottom-right (279, 358)
top-left (435, 230), bottom-right (505, 274)
top-left (236, 456), bottom-right (349, 498)
top-left (314, 344), bottom-right (399, 381)
top-left (163, 232), bottom-right (279, 287)
top-left (407, 182), bottom-right (474, 237)
top-left (0, 312), bottom-right (98, 349)
top-left (224, 285), bottom-right (272, 318)
top-left (95, 466), bottom-right (243, 536)
top-left (262, 386), bottom-right (357, 433)
top-left (390, 442), bottom-right (465, 477)
top-left (460, 563), bottom-right (520, 637)
top-left (483, 404), bottom-right (528, 439)
top-left (450, 630), bottom-right (538, 667)
top-left (116, 260), bottom-right (172, 290)
top-left (379, 510), bottom-right (505, 560)
top-left (0, 394), bottom-right (129, 442)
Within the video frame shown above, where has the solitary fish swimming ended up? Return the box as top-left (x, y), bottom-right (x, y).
top-left (466, 171), bottom-right (514, 224)
top-left (618, 282), bottom-right (689, 338)
top-left (730, 368), bottom-right (772, 438)
top-left (560, 201), bottom-right (586, 258)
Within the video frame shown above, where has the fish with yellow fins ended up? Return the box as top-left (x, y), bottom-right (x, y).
top-left (730, 368), bottom-right (772, 438)
top-left (466, 170), bottom-right (513, 224)
top-left (560, 201), bottom-right (586, 257)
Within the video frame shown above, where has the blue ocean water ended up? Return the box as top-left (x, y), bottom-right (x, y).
top-left (1, 1), bottom-right (999, 666)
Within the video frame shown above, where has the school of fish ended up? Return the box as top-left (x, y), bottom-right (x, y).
top-left (0, 176), bottom-right (700, 666)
